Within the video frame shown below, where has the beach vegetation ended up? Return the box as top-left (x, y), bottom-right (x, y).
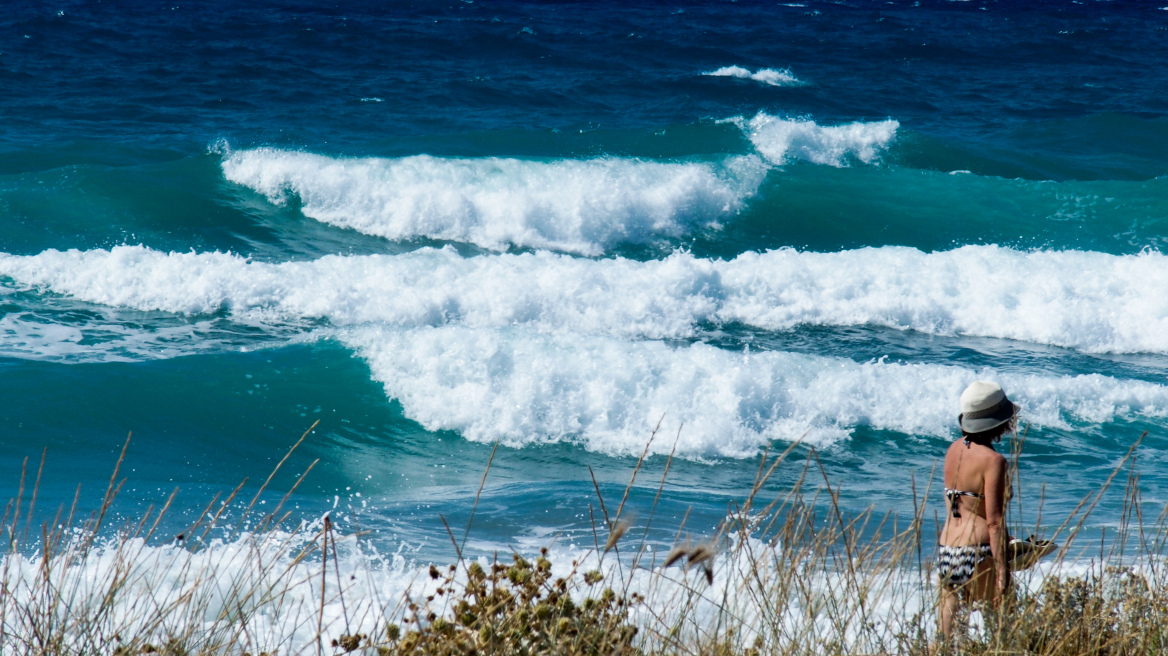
top-left (0, 424), bottom-right (1165, 655)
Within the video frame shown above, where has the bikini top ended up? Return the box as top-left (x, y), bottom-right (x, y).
top-left (945, 487), bottom-right (984, 518)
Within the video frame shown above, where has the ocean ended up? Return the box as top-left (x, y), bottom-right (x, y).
top-left (2, 0), bottom-right (1168, 642)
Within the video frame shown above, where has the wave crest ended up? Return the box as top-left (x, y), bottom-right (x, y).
top-left (3, 244), bottom-right (1167, 455)
top-left (222, 150), bottom-right (765, 256)
top-left (220, 112), bottom-right (898, 252)
top-left (3, 244), bottom-right (1167, 354)
top-left (704, 66), bottom-right (800, 86)
top-left (344, 326), bottom-right (1168, 457)
top-left (743, 112), bottom-right (899, 166)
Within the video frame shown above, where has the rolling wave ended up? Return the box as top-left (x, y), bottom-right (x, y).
top-left (1, 244), bottom-right (1166, 354)
top-left (344, 325), bottom-right (1168, 457)
top-left (220, 114), bottom-right (898, 253)
top-left (4, 242), bottom-right (1165, 455)
top-left (222, 149), bottom-right (766, 256)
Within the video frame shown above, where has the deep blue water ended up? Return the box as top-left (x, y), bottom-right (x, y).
top-left (2, 0), bottom-right (1168, 562)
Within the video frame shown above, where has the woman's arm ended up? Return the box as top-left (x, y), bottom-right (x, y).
top-left (984, 454), bottom-right (1011, 598)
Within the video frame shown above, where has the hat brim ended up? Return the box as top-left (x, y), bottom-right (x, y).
top-left (960, 399), bottom-right (1017, 434)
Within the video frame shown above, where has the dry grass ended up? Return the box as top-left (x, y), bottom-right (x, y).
top-left (0, 422), bottom-right (1165, 656)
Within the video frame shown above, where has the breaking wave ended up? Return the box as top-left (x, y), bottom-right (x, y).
top-left (222, 149), bottom-right (766, 256)
top-left (2, 244), bottom-right (1166, 354)
top-left (703, 66), bottom-right (801, 86)
top-left (343, 325), bottom-right (1168, 457)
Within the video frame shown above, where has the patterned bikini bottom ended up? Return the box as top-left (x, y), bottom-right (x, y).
top-left (936, 544), bottom-right (993, 587)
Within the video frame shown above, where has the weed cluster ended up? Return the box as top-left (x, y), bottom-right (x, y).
top-left (964, 566), bottom-right (1168, 656)
top-left (373, 550), bottom-right (640, 656)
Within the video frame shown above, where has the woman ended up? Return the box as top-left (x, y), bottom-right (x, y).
top-left (937, 380), bottom-right (1017, 639)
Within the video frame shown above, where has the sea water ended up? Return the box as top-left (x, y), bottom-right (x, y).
top-left (2, 0), bottom-right (1168, 641)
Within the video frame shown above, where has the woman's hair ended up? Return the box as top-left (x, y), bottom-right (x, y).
top-left (959, 415), bottom-right (1014, 443)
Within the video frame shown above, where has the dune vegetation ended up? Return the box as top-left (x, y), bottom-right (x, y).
top-left (0, 423), bottom-right (1163, 656)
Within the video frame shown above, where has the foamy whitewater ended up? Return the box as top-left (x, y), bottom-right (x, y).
top-left (0, 530), bottom-right (912, 652)
top-left (2, 244), bottom-right (1167, 353)
top-left (344, 325), bottom-right (1168, 456)
top-left (742, 113), bottom-right (900, 167)
top-left (3, 2), bottom-right (1167, 651)
top-left (0, 521), bottom-right (1119, 653)
top-left (221, 149), bottom-right (766, 255)
top-left (220, 113), bottom-right (898, 254)
top-left (1, 243), bottom-right (1167, 455)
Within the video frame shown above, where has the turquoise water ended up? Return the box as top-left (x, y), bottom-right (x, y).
top-left (2, 1), bottom-right (1168, 562)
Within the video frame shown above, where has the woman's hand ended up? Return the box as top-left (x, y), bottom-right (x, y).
top-left (997, 566), bottom-right (1011, 597)
top-left (991, 567), bottom-right (1014, 611)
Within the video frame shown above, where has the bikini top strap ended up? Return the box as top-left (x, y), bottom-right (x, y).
top-left (945, 487), bottom-right (985, 518)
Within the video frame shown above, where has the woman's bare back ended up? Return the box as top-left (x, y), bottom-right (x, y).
top-left (939, 438), bottom-right (1009, 547)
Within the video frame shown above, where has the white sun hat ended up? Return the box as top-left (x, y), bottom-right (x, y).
top-left (959, 381), bottom-right (1017, 434)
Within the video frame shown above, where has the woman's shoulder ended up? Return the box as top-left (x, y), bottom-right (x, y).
top-left (987, 448), bottom-right (1009, 467)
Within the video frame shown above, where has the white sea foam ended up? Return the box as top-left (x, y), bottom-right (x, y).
top-left (0, 529), bottom-right (930, 654)
top-left (703, 65), bottom-right (801, 86)
top-left (741, 111), bottom-right (899, 166)
top-left (0, 526), bottom-right (427, 655)
top-left (221, 149), bottom-right (766, 256)
top-left (5, 244), bottom-right (1165, 455)
top-left (0, 516), bottom-right (1118, 654)
top-left (341, 325), bottom-right (1168, 457)
top-left (4, 238), bottom-right (1164, 452)
top-left (3, 244), bottom-right (1168, 354)
top-left (0, 312), bottom-right (249, 362)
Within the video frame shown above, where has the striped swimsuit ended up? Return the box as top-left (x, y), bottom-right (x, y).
top-left (937, 488), bottom-right (991, 587)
